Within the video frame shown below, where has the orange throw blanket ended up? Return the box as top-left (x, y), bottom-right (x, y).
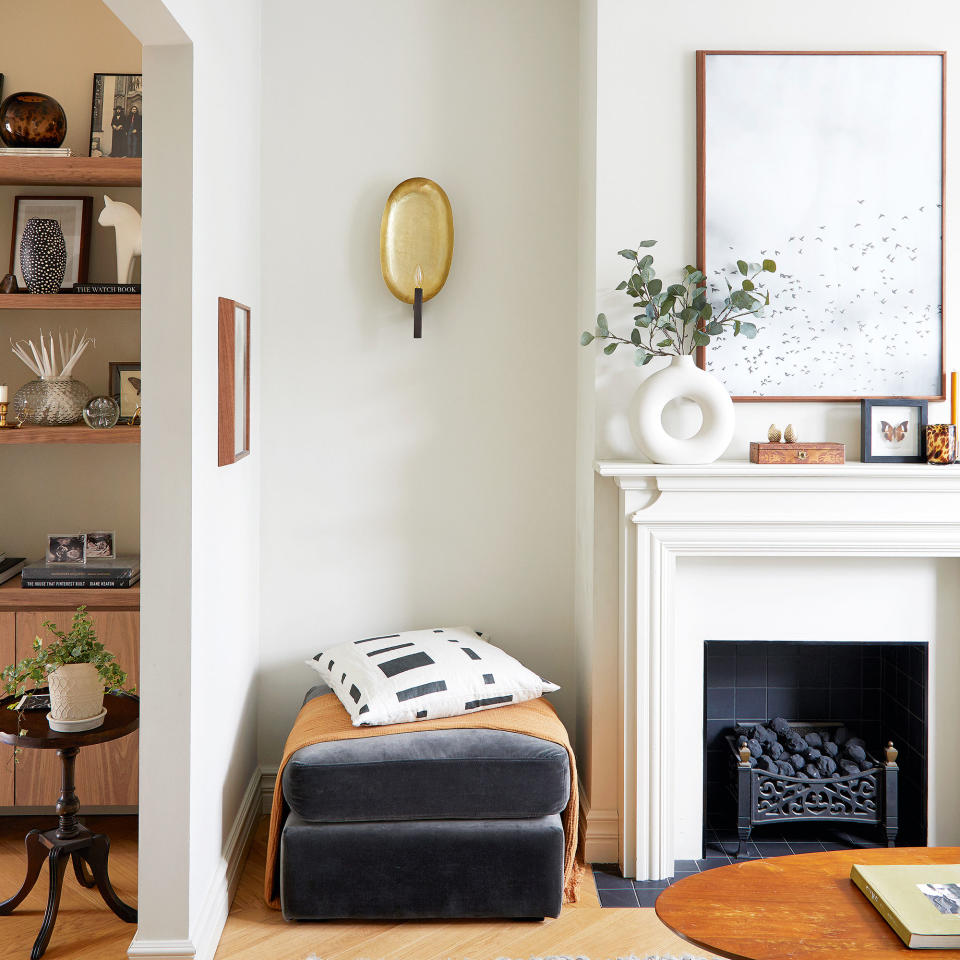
top-left (265, 693), bottom-right (583, 909)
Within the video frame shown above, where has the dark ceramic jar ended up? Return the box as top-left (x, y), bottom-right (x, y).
top-left (0, 92), bottom-right (67, 148)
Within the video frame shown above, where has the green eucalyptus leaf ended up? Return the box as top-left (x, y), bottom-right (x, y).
top-left (667, 284), bottom-right (686, 297)
top-left (580, 332), bottom-right (595, 345)
top-left (700, 303), bottom-right (713, 321)
top-left (692, 291), bottom-right (707, 309)
top-left (639, 266), bottom-right (653, 283)
top-left (645, 303), bottom-right (656, 319)
top-left (737, 260), bottom-right (748, 276)
top-left (638, 239), bottom-right (657, 247)
top-left (686, 270), bottom-right (704, 284)
top-left (616, 280), bottom-right (628, 290)
top-left (680, 306), bottom-right (699, 324)
top-left (705, 320), bottom-right (724, 335)
top-left (631, 328), bottom-right (642, 346)
top-left (603, 343), bottom-right (618, 355)
top-left (638, 254), bottom-right (654, 269)
top-left (657, 338), bottom-right (673, 348)
top-left (597, 313), bottom-right (608, 333)
top-left (618, 249), bottom-right (637, 260)
top-left (684, 264), bottom-right (697, 275)
top-left (647, 278), bottom-right (662, 295)
top-left (730, 290), bottom-right (757, 310)
top-left (762, 258), bottom-right (776, 272)
top-left (742, 278), bottom-right (755, 291)
top-left (693, 330), bottom-right (710, 347)
top-left (740, 321), bottom-right (758, 339)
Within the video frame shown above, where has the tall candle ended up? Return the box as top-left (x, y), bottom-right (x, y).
top-left (413, 265), bottom-right (423, 339)
top-left (0, 385), bottom-right (7, 403)
top-left (952, 371), bottom-right (957, 427)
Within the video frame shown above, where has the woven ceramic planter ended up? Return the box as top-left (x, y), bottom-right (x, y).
top-left (47, 663), bottom-right (105, 726)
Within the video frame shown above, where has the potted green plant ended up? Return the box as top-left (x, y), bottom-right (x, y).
top-left (1, 605), bottom-right (133, 731)
top-left (581, 242), bottom-right (778, 463)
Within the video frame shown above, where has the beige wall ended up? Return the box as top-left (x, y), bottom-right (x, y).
top-left (0, 0), bottom-right (141, 559)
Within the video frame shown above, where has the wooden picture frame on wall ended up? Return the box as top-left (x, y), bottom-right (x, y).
top-left (696, 50), bottom-right (946, 402)
top-left (218, 297), bottom-right (251, 466)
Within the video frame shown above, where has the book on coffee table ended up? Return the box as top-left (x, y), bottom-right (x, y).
top-left (852, 863), bottom-right (960, 948)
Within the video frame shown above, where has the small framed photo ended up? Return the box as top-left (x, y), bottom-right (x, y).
top-left (46, 534), bottom-right (86, 564)
top-left (10, 196), bottom-right (92, 291)
top-left (109, 361), bottom-right (141, 423)
top-left (861, 399), bottom-right (929, 463)
top-left (89, 73), bottom-right (142, 158)
top-left (218, 298), bottom-right (251, 466)
top-left (84, 531), bottom-right (115, 560)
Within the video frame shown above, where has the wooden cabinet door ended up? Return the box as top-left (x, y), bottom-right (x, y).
top-left (14, 610), bottom-right (139, 807)
top-left (0, 614), bottom-right (13, 805)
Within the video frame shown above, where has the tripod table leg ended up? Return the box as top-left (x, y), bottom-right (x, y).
top-left (82, 834), bottom-right (137, 923)
top-left (31, 848), bottom-right (68, 960)
top-left (0, 829), bottom-right (47, 915)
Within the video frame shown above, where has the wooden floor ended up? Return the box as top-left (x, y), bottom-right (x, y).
top-left (0, 814), bottom-right (721, 960)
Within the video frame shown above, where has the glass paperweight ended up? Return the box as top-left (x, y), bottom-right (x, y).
top-left (82, 395), bottom-right (120, 430)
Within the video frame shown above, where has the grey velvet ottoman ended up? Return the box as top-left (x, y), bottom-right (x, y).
top-left (279, 685), bottom-right (570, 920)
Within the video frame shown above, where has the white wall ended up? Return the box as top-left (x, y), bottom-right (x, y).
top-left (105, 0), bottom-right (262, 955)
top-left (257, 0), bottom-right (581, 762)
top-left (582, 0), bottom-right (960, 854)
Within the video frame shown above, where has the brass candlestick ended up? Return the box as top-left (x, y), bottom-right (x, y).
top-left (0, 401), bottom-right (7, 428)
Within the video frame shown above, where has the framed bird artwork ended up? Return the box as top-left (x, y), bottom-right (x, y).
top-left (861, 398), bottom-right (928, 463)
top-left (697, 51), bottom-right (945, 401)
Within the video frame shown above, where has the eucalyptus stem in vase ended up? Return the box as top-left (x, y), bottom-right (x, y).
top-left (580, 241), bottom-right (781, 465)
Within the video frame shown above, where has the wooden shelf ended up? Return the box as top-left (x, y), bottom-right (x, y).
top-left (0, 425), bottom-right (140, 444)
top-left (0, 576), bottom-right (139, 611)
top-left (0, 294), bottom-right (139, 310)
top-left (0, 157), bottom-right (140, 187)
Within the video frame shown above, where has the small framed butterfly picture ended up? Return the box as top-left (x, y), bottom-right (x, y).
top-left (861, 398), bottom-right (928, 463)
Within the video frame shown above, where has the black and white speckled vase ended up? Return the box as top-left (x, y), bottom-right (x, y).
top-left (20, 217), bottom-right (66, 294)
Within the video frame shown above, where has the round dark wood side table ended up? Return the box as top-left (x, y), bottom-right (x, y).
top-left (0, 692), bottom-right (138, 960)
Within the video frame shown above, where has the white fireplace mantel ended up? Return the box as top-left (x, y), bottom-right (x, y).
top-left (595, 460), bottom-right (960, 881)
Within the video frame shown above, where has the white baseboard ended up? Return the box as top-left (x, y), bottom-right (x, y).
top-left (259, 765), bottom-right (278, 814)
top-left (128, 766), bottom-right (263, 960)
top-left (579, 787), bottom-right (619, 864)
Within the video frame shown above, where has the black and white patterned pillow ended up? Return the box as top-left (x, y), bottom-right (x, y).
top-left (305, 626), bottom-right (560, 726)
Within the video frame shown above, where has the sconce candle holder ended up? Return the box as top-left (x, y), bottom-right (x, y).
top-left (380, 178), bottom-right (453, 338)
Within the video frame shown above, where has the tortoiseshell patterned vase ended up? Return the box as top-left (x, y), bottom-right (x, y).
top-left (925, 423), bottom-right (957, 464)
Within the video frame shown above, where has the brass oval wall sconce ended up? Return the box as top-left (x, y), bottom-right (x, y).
top-left (380, 177), bottom-right (453, 338)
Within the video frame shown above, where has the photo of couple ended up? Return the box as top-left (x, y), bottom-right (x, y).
top-left (89, 73), bottom-right (142, 158)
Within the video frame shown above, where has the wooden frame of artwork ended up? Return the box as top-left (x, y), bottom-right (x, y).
top-left (696, 51), bottom-right (946, 402)
top-left (218, 297), bottom-right (251, 466)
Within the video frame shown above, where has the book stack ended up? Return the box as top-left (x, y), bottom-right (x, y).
top-left (0, 146), bottom-right (72, 156)
top-left (20, 556), bottom-right (140, 589)
top-left (0, 555), bottom-right (27, 587)
top-left (852, 863), bottom-right (960, 948)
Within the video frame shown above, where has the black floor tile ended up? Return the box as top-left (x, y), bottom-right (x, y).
top-left (669, 871), bottom-right (699, 883)
top-left (704, 841), bottom-right (736, 858)
top-left (787, 841), bottom-right (825, 854)
top-left (598, 887), bottom-right (639, 908)
top-left (633, 879), bottom-right (669, 890)
top-left (674, 858), bottom-right (700, 872)
top-left (754, 841), bottom-right (793, 857)
top-left (695, 858), bottom-right (730, 871)
top-left (635, 886), bottom-right (668, 907)
top-left (592, 869), bottom-right (634, 890)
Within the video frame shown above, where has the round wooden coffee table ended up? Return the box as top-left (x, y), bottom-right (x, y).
top-left (656, 847), bottom-right (960, 960)
top-left (0, 692), bottom-right (138, 960)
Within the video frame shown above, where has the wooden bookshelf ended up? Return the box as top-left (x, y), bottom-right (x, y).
top-left (0, 576), bottom-right (139, 611)
top-left (0, 294), bottom-right (139, 310)
top-left (0, 156), bottom-right (141, 187)
top-left (0, 425), bottom-right (140, 444)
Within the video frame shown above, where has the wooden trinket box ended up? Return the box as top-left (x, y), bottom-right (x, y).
top-left (749, 442), bottom-right (845, 464)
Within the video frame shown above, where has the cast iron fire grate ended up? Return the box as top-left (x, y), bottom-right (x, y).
top-left (727, 718), bottom-right (899, 858)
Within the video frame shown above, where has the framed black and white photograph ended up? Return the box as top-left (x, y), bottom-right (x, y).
top-left (109, 361), bottom-right (141, 423)
top-left (10, 196), bottom-right (92, 290)
top-left (697, 51), bottom-right (945, 401)
top-left (46, 534), bottom-right (86, 564)
top-left (861, 398), bottom-right (928, 463)
top-left (89, 73), bottom-right (142, 158)
top-left (84, 531), bottom-right (116, 560)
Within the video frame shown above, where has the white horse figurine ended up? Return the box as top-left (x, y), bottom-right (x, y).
top-left (99, 195), bottom-right (142, 284)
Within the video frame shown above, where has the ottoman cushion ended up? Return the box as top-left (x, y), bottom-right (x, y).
top-left (280, 811), bottom-right (564, 919)
top-left (281, 725), bottom-right (570, 823)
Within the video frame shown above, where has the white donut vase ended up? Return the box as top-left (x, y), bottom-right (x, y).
top-left (628, 356), bottom-right (735, 464)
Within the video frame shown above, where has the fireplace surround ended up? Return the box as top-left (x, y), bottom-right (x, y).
top-left (596, 461), bottom-right (960, 881)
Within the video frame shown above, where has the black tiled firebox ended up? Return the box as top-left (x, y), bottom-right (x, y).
top-left (704, 641), bottom-right (928, 849)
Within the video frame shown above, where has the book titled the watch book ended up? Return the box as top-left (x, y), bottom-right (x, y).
top-left (851, 863), bottom-right (960, 948)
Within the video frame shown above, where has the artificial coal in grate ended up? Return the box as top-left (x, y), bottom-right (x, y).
top-left (736, 717), bottom-right (875, 779)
